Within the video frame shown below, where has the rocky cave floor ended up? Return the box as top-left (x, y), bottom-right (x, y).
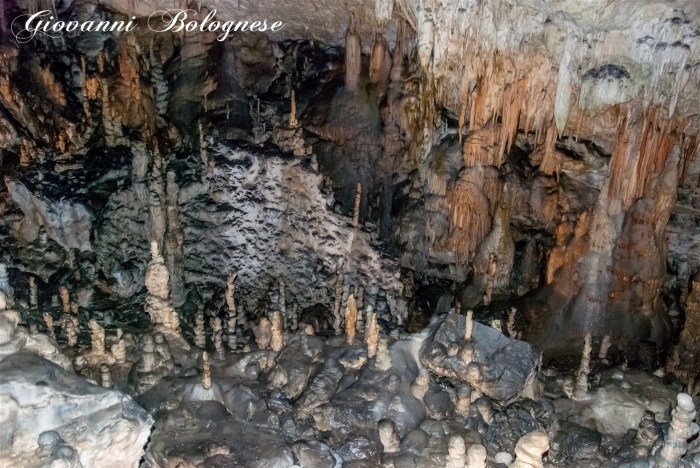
top-left (1, 220), bottom-right (699, 468)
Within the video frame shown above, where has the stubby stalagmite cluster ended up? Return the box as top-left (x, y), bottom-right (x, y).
top-left (1, 0), bottom-right (700, 466)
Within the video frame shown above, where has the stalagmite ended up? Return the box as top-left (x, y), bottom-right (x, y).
top-left (507, 307), bottom-right (517, 338)
top-left (100, 364), bottom-right (113, 388)
top-left (270, 311), bottom-right (283, 352)
top-left (366, 312), bottom-right (379, 359)
top-left (59, 286), bottom-right (70, 313)
top-left (356, 284), bottom-right (365, 331)
top-left (194, 309), bottom-right (205, 348)
top-left (573, 333), bottom-right (592, 400)
top-left (599, 335), bottom-right (611, 364)
top-left (655, 393), bottom-right (698, 468)
top-left (89, 319), bottom-right (105, 356)
top-left (466, 444), bottom-right (487, 468)
top-left (165, 171), bottom-right (186, 307)
top-left (290, 300), bottom-right (299, 332)
top-left (289, 90), bottom-right (298, 127)
top-left (411, 368), bottom-right (430, 401)
top-left (202, 351), bottom-right (212, 390)
top-left (378, 419), bottom-right (400, 454)
top-left (332, 260), bottom-right (344, 335)
top-left (512, 429), bottom-right (549, 468)
top-left (226, 272), bottom-right (237, 337)
top-left (211, 317), bottom-right (224, 359)
top-left (29, 277), bottom-right (37, 309)
top-left (446, 435), bottom-right (467, 468)
top-left (375, 337), bottom-right (392, 371)
top-left (199, 121), bottom-right (207, 164)
top-left (353, 182), bottom-right (362, 228)
top-left (455, 385), bottom-right (472, 416)
top-left (65, 318), bottom-right (78, 347)
top-left (43, 313), bottom-right (55, 339)
top-left (476, 398), bottom-right (494, 425)
top-left (144, 241), bottom-right (183, 338)
top-left (112, 339), bottom-right (126, 364)
top-left (345, 292), bottom-right (357, 345)
top-left (483, 253), bottom-right (497, 305)
top-left (465, 310), bottom-right (474, 341)
top-left (254, 317), bottom-right (273, 350)
top-left (344, 18), bottom-right (362, 91)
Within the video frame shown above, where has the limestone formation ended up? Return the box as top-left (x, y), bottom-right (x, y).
top-left (378, 419), bottom-right (400, 454)
top-left (599, 335), bottom-right (612, 364)
top-left (211, 317), bottom-right (225, 359)
top-left (366, 312), bottom-right (379, 359)
top-left (144, 241), bottom-right (182, 338)
top-left (411, 368), bottom-right (430, 401)
top-left (507, 307), bottom-right (517, 338)
top-left (226, 272), bottom-right (238, 337)
top-left (332, 260), bottom-right (345, 335)
top-left (466, 444), bottom-right (487, 468)
top-left (455, 385), bottom-right (472, 416)
top-left (194, 308), bottom-right (206, 348)
top-left (573, 333), bottom-right (592, 400)
top-left (446, 434), bottom-right (467, 468)
top-left (89, 319), bottom-right (105, 357)
top-left (100, 364), bottom-right (113, 388)
top-left (59, 286), bottom-right (70, 314)
top-left (270, 311), bottom-right (283, 352)
top-left (111, 339), bottom-right (127, 364)
top-left (43, 313), bottom-right (55, 339)
top-left (202, 351), bottom-right (212, 390)
top-left (28, 277), bottom-right (37, 309)
top-left (465, 310), bottom-right (474, 341)
top-left (63, 316), bottom-right (78, 348)
top-left (353, 182), bottom-right (362, 228)
top-left (375, 337), bottom-right (392, 371)
top-left (254, 317), bottom-right (273, 350)
top-left (345, 292), bottom-right (357, 345)
top-left (656, 393), bottom-right (698, 468)
top-left (512, 429), bottom-right (549, 468)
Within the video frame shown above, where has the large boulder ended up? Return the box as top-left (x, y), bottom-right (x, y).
top-left (0, 352), bottom-right (153, 468)
top-left (420, 313), bottom-right (540, 405)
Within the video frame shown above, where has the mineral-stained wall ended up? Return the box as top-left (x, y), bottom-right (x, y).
top-left (0, 0), bottom-right (700, 380)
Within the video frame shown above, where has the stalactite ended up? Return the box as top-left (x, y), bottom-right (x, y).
top-left (458, 101), bottom-right (467, 144)
top-left (417, 9), bottom-right (434, 72)
top-left (444, 166), bottom-right (502, 262)
top-left (344, 18), bottom-right (362, 91)
top-left (370, 33), bottom-right (392, 89)
top-left (539, 122), bottom-right (559, 176)
top-left (374, 0), bottom-right (393, 28)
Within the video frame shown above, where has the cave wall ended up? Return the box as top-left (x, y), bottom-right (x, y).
top-left (0, 0), bottom-right (699, 375)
